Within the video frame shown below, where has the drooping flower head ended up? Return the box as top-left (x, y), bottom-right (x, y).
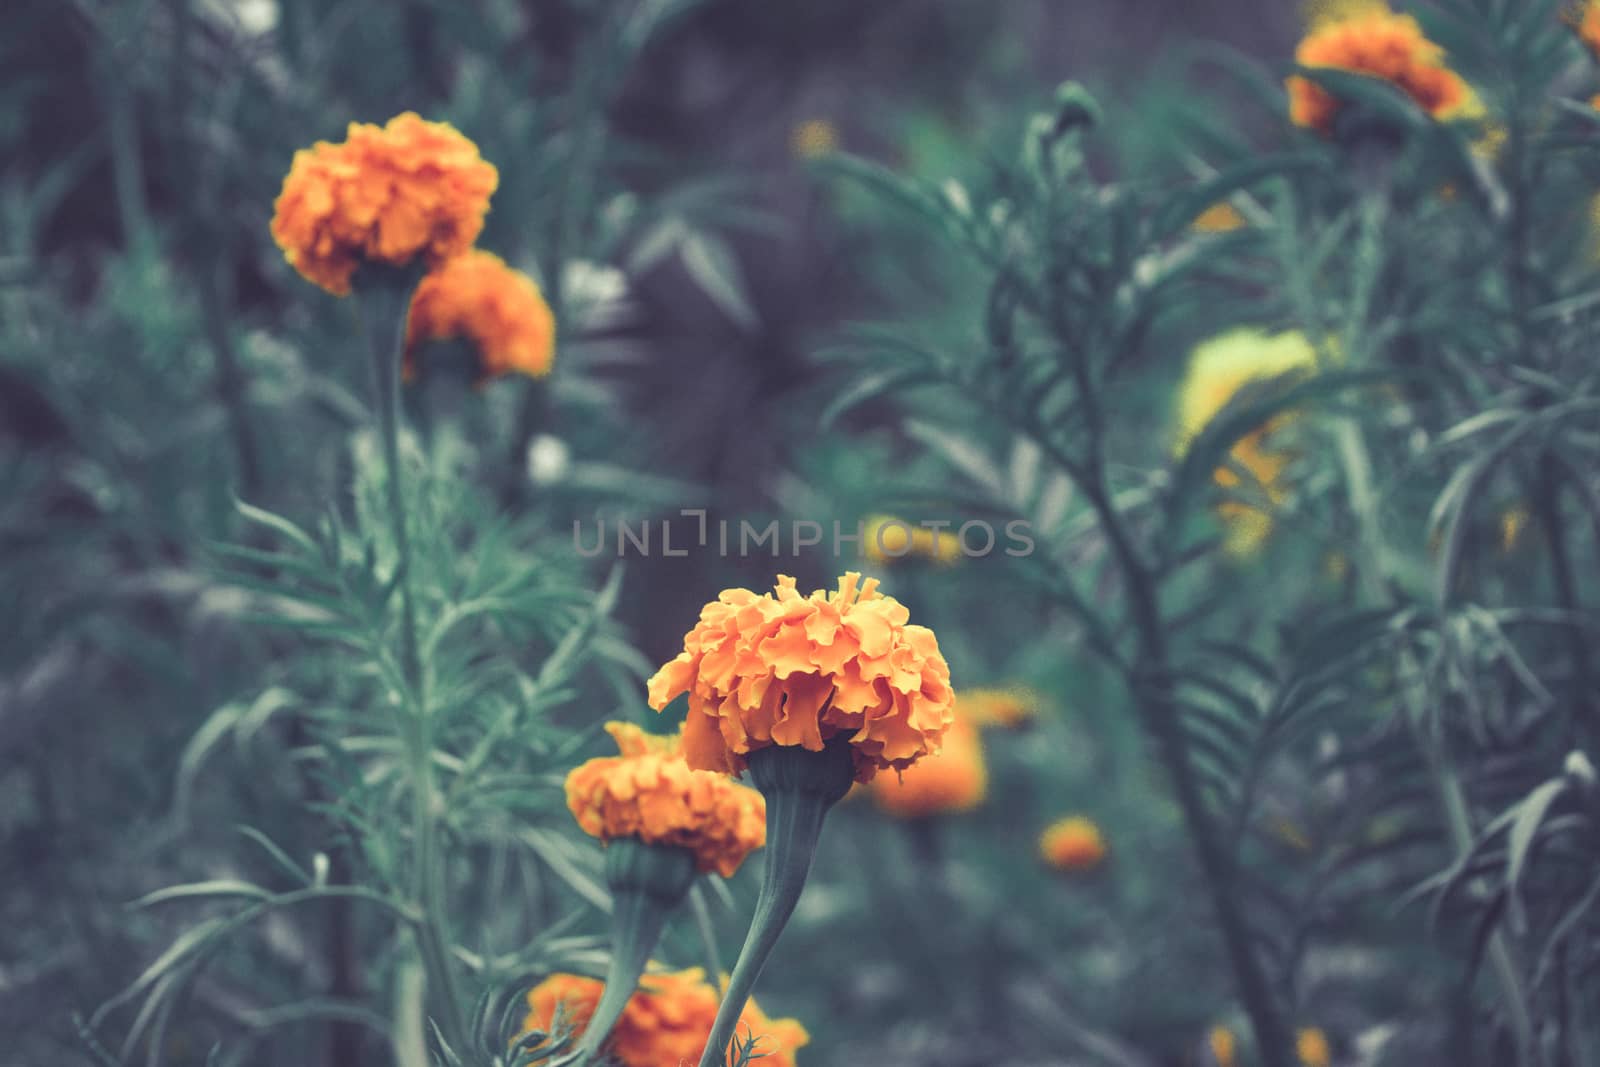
top-left (520, 969), bottom-right (809, 1067)
top-left (868, 710), bottom-right (987, 818)
top-left (647, 573), bottom-right (954, 784)
top-left (1287, 2), bottom-right (1475, 137)
top-left (565, 722), bottom-right (767, 878)
top-left (1039, 815), bottom-right (1107, 871)
top-left (959, 686), bottom-right (1040, 729)
top-left (1175, 329), bottom-right (1318, 557)
top-left (271, 113), bottom-right (499, 296)
top-left (406, 250), bottom-right (556, 381)
top-left (861, 515), bottom-right (962, 566)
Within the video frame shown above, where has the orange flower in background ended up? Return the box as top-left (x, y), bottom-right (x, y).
top-left (790, 118), bottom-right (840, 159)
top-left (1296, 1027), bottom-right (1332, 1067)
top-left (520, 969), bottom-right (808, 1067)
top-left (868, 710), bottom-right (987, 817)
top-left (1192, 201), bottom-right (1247, 233)
top-left (647, 572), bottom-right (954, 784)
top-left (1039, 815), bottom-right (1107, 871)
top-left (1287, 3), bottom-right (1474, 137)
top-left (960, 686), bottom-right (1039, 729)
top-left (406, 250), bottom-right (556, 380)
top-left (1208, 1025), bottom-right (1238, 1067)
top-left (271, 112), bottom-right (498, 296)
top-left (1574, 1), bottom-right (1600, 61)
top-left (565, 722), bottom-right (767, 878)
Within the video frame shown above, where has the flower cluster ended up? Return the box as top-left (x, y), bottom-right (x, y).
top-left (565, 722), bottom-right (767, 878)
top-left (271, 113), bottom-right (498, 296)
top-left (520, 969), bottom-right (808, 1067)
top-left (1287, 2), bottom-right (1474, 137)
top-left (1039, 815), bottom-right (1107, 871)
top-left (868, 710), bottom-right (987, 818)
top-left (405, 249), bottom-right (556, 381)
top-left (647, 572), bottom-right (954, 783)
top-left (1175, 329), bottom-right (1318, 557)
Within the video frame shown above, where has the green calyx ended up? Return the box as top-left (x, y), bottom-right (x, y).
top-left (696, 735), bottom-right (854, 1067)
top-left (567, 839), bottom-right (698, 1065)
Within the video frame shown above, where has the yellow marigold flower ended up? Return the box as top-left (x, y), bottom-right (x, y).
top-left (790, 118), bottom-right (839, 159)
top-left (647, 572), bottom-right (955, 784)
top-left (959, 686), bottom-right (1039, 729)
top-left (1192, 201), bottom-right (1247, 233)
top-left (520, 969), bottom-right (808, 1067)
top-left (1297, 1026), bottom-right (1332, 1067)
top-left (868, 711), bottom-right (987, 817)
top-left (1039, 815), bottom-right (1107, 871)
top-left (405, 250), bottom-right (555, 381)
top-left (1209, 1025), bottom-right (1238, 1067)
top-left (1175, 329), bottom-right (1318, 557)
top-left (861, 515), bottom-right (962, 566)
top-left (565, 722), bottom-right (767, 878)
top-left (1287, 3), bottom-right (1475, 137)
top-left (271, 112), bottom-right (499, 296)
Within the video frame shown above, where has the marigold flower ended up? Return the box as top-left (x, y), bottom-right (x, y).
top-left (861, 515), bottom-right (962, 566)
top-left (1039, 815), bottom-right (1107, 871)
top-left (959, 686), bottom-right (1040, 729)
top-left (1192, 201), bottom-right (1247, 233)
top-left (1287, 3), bottom-right (1475, 137)
top-left (868, 711), bottom-right (986, 817)
top-left (566, 722), bottom-right (766, 878)
top-left (271, 112), bottom-right (498, 296)
top-left (1175, 329), bottom-right (1318, 557)
top-left (1297, 1026), bottom-right (1332, 1067)
top-left (520, 969), bottom-right (808, 1067)
top-left (647, 572), bottom-right (954, 784)
top-left (1208, 1025), bottom-right (1239, 1067)
top-left (405, 250), bottom-right (555, 381)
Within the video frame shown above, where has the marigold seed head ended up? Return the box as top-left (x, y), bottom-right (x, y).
top-left (406, 250), bottom-right (555, 381)
top-left (1175, 329), bottom-right (1318, 557)
top-left (270, 112), bottom-right (498, 296)
top-left (1039, 815), bottom-right (1107, 871)
top-left (519, 969), bottom-right (808, 1067)
top-left (565, 722), bottom-right (767, 879)
top-left (868, 710), bottom-right (987, 818)
top-left (1286, 3), bottom-right (1475, 138)
top-left (647, 572), bottom-right (955, 784)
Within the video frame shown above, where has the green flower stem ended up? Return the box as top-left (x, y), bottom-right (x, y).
top-left (359, 273), bottom-right (471, 1054)
top-left (573, 840), bottom-right (697, 1062)
top-left (697, 737), bottom-right (854, 1067)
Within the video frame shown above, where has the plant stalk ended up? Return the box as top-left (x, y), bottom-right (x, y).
top-left (363, 280), bottom-right (472, 1054)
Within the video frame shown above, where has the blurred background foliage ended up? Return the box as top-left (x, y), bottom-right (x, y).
top-left (5, 1), bottom-right (1600, 1066)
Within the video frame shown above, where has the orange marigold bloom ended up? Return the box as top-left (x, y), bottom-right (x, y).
top-left (271, 112), bottom-right (499, 296)
top-left (960, 686), bottom-right (1039, 729)
top-left (406, 250), bottom-right (556, 380)
top-left (1287, 4), bottom-right (1474, 137)
top-left (868, 710), bottom-right (987, 817)
top-left (1039, 815), bottom-right (1107, 871)
top-left (565, 722), bottom-right (767, 878)
top-left (520, 969), bottom-right (809, 1067)
top-left (1297, 1027), bottom-right (1332, 1067)
top-left (647, 572), bottom-right (954, 784)
top-left (1208, 1025), bottom-right (1239, 1067)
